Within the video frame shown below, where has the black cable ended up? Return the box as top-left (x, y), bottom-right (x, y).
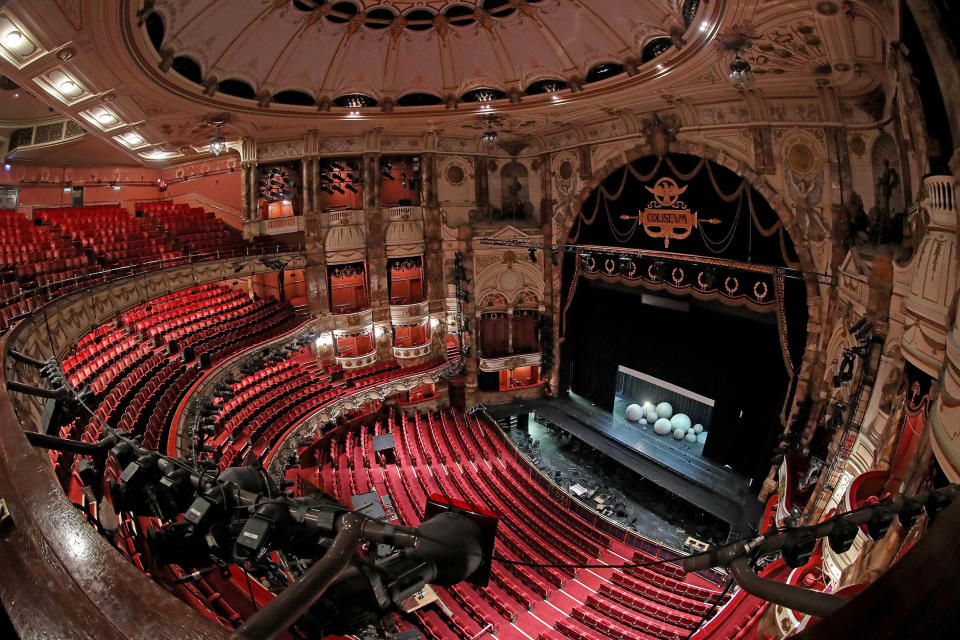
top-left (243, 567), bottom-right (259, 611)
top-left (684, 576), bottom-right (735, 639)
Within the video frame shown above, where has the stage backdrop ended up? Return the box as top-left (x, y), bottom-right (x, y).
top-left (561, 154), bottom-right (807, 480)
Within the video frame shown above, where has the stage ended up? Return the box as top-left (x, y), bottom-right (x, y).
top-left (485, 393), bottom-right (759, 529)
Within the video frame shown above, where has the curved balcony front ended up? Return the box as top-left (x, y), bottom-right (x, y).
top-left (332, 307), bottom-right (373, 332)
top-left (335, 351), bottom-right (378, 370)
top-left (393, 343), bottom-right (432, 360)
top-left (389, 300), bottom-right (430, 325)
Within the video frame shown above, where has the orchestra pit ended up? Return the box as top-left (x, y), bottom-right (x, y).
top-left (3, 1), bottom-right (960, 639)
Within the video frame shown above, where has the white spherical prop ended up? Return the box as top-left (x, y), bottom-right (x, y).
top-left (653, 418), bottom-right (673, 435)
top-left (646, 409), bottom-right (659, 423)
top-left (625, 404), bottom-right (643, 422)
top-left (685, 432), bottom-right (698, 443)
top-left (639, 418), bottom-right (648, 425)
top-left (696, 432), bottom-right (707, 445)
top-left (642, 401), bottom-right (656, 413)
top-left (673, 428), bottom-right (686, 440)
top-left (670, 413), bottom-right (691, 432)
top-left (656, 402), bottom-right (674, 419)
top-left (693, 424), bottom-right (704, 434)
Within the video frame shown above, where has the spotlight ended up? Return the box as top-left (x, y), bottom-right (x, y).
top-left (580, 252), bottom-right (592, 270)
top-left (331, 185), bottom-right (345, 194)
top-left (618, 255), bottom-right (633, 276)
top-left (898, 496), bottom-right (925, 531)
top-left (865, 507), bottom-right (895, 541)
top-left (827, 517), bottom-right (859, 554)
top-left (481, 129), bottom-right (498, 144)
top-left (848, 317), bottom-right (868, 336)
top-left (782, 532), bottom-right (816, 568)
top-left (528, 248), bottom-right (537, 263)
top-left (382, 170), bottom-right (395, 180)
top-left (345, 183), bottom-right (358, 193)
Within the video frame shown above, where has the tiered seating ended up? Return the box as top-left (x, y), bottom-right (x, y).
top-left (302, 407), bottom-right (732, 640)
top-left (141, 201), bottom-right (247, 254)
top-left (205, 353), bottom-right (447, 471)
top-left (59, 286), bottom-right (295, 457)
top-left (35, 205), bottom-right (181, 266)
top-left (0, 209), bottom-right (96, 329)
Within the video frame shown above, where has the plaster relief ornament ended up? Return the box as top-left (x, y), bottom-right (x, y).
top-left (619, 178), bottom-right (721, 248)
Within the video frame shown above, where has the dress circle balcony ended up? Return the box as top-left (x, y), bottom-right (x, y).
top-left (335, 350), bottom-right (378, 370)
top-left (393, 343), bottom-right (432, 360)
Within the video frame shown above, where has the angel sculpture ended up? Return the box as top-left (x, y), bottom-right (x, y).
top-left (785, 167), bottom-right (828, 242)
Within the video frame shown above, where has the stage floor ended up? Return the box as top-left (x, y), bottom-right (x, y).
top-left (486, 393), bottom-right (757, 528)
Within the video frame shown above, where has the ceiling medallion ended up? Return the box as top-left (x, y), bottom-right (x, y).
top-left (815, 2), bottom-right (839, 15)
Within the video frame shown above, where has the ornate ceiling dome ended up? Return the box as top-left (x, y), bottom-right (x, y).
top-left (146, 0), bottom-right (694, 109)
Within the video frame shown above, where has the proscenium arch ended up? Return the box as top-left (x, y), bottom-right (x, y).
top-left (554, 139), bottom-right (824, 424)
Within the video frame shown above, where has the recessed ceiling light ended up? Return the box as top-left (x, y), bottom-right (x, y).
top-left (700, 22), bottom-right (709, 32)
top-left (12, 92), bottom-right (19, 98)
top-left (59, 80), bottom-right (78, 95)
top-left (97, 112), bottom-right (117, 125)
top-left (123, 132), bottom-right (143, 144)
top-left (3, 30), bottom-right (22, 47)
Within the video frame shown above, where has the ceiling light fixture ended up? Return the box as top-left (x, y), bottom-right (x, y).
top-left (3, 30), bottom-right (23, 47)
top-left (728, 52), bottom-right (756, 90)
top-left (209, 120), bottom-right (227, 155)
top-left (481, 129), bottom-right (497, 144)
top-left (123, 132), bottom-right (143, 144)
top-left (97, 111), bottom-right (117, 125)
top-left (58, 80), bottom-right (78, 94)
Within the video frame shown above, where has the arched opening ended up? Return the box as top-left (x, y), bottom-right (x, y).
top-left (171, 56), bottom-right (202, 85)
top-left (144, 11), bottom-right (164, 53)
top-left (560, 153), bottom-right (809, 487)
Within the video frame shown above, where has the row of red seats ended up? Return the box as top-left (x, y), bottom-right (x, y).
top-left (308, 407), bottom-right (731, 640)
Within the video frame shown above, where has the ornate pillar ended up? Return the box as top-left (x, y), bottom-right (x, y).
top-left (459, 226), bottom-right (478, 404)
top-left (422, 152), bottom-right (446, 347)
top-left (301, 157), bottom-right (314, 213)
top-left (475, 154), bottom-right (490, 218)
top-left (240, 137), bottom-right (258, 239)
top-left (363, 152), bottom-right (390, 360)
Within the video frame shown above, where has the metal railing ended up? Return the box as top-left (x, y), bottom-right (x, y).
top-left (0, 243), bottom-right (305, 330)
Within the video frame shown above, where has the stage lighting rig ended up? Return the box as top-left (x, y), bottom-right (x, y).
top-left (683, 483), bottom-right (960, 617)
top-left (24, 429), bottom-right (499, 640)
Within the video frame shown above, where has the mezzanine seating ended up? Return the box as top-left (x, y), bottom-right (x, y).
top-left (140, 201), bottom-right (248, 255)
top-left (35, 205), bottom-right (182, 266)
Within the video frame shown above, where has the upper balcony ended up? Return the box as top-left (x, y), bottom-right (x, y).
top-left (389, 300), bottom-right (429, 325)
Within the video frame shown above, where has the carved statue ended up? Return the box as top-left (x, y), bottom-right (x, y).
top-left (879, 366), bottom-right (904, 414)
top-left (785, 167), bottom-right (827, 242)
top-left (876, 158), bottom-right (900, 218)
